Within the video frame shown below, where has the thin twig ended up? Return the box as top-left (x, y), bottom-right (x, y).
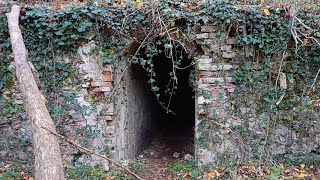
top-left (120, 4), bottom-right (153, 33)
top-left (274, 45), bottom-right (287, 92)
top-left (305, 68), bottom-right (320, 98)
top-left (294, 16), bottom-right (312, 30)
top-left (158, 12), bottom-right (178, 84)
top-left (290, 18), bottom-right (299, 54)
top-left (297, 29), bottom-right (320, 46)
top-left (41, 126), bottom-right (145, 180)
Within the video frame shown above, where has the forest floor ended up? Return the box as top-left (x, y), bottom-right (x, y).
top-left (1, 132), bottom-right (320, 179)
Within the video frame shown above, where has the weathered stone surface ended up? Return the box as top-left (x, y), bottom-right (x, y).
top-left (173, 152), bottom-right (180, 158)
top-left (77, 41), bottom-right (102, 80)
top-left (201, 25), bottom-right (217, 32)
top-left (101, 87), bottom-right (111, 92)
top-left (222, 51), bottom-right (237, 59)
top-left (196, 33), bottom-right (209, 39)
top-left (270, 144), bottom-right (286, 155)
top-left (203, 39), bottom-right (213, 45)
top-left (200, 77), bottom-right (233, 84)
top-left (220, 45), bottom-right (232, 51)
top-left (315, 134), bottom-right (320, 145)
top-left (198, 63), bottom-right (233, 71)
top-left (184, 154), bottom-right (195, 161)
top-left (2, 24), bottom-right (320, 171)
top-left (199, 71), bottom-right (231, 78)
top-left (104, 115), bottom-right (115, 121)
top-left (91, 80), bottom-right (106, 87)
top-left (197, 96), bottom-right (211, 105)
top-left (198, 57), bottom-right (213, 64)
top-left (226, 37), bottom-right (237, 45)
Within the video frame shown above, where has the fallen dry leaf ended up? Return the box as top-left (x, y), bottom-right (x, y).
top-left (294, 169), bottom-right (310, 178)
top-left (207, 170), bottom-right (217, 180)
top-left (264, 8), bottom-right (271, 15)
top-left (301, 39), bottom-right (309, 46)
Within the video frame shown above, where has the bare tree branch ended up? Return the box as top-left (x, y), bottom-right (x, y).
top-left (42, 126), bottom-right (145, 180)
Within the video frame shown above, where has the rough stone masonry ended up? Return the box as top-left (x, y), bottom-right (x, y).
top-left (1, 25), bottom-right (320, 169)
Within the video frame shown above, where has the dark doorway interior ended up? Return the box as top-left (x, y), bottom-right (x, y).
top-left (152, 51), bottom-right (195, 139)
top-left (131, 46), bottom-right (195, 156)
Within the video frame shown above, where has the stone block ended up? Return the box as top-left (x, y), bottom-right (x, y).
top-left (105, 104), bottom-right (114, 115)
top-left (220, 45), bottom-right (232, 51)
top-left (197, 108), bottom-right (208, 115)
top-left (105, 82), bottom-right (112, 87)
top-left (15, 100), bottom-right (24, 104)
top-left (197, 96), bottom-right (211, 105)
top-left (198, 84), bottom-right (219, 91)
top-left (91, 80), bottom-right (105, 87)
top-left (106, 125), bottom-right (116, 134)
top-left (210, 89), bottom-right (226, 101)
top-left (92, 87), bottom-right (111, 92)
top-left (104, 115), bottom-right (115, 121)
top-left (201, 26), bottom-right (217, 32)
top-left (196, 33), bottom-right (209, 39)
top-left (91, 87), bottom-right (100, 92)
top-left (223, 83), bottom-right (236, 93)
top-left (99, 87), bottom-right (111, 92)
top-left (199, 71), bottom-right (231, 78)
top-left (82, 82), bottom-right (90, 88)
top-left (203, 39), bottom-right (213, 44)
top-left (103, 65), bottom-right (113, 72)
top-left (198, 57), bottom-right (213, 64)
top-left (208, 33), bottom-right (216, 39)
top-left (315, 134), bottom-right (320, 145)
top-left (226, 37), bottom-right (237, 45)
top-left (222, 51), bottom-right (237, 59)
top-left (198, 63), bottom-right (233, 71)
top-left (201, 77), bottom-right (233, 84)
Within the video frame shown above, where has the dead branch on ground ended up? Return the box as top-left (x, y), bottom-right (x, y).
top-left (41, 126), bottom-right (145, 180)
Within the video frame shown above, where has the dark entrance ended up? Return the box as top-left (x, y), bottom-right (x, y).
top-left (131, 46), bottom-right (195, 157)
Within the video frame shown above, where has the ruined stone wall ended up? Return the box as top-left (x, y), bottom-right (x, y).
top-left (194, 25), bottom-right (320, 166)
top-left (0, 41), bottom-right (114, 170)
top-left (1, 30), bottom-right (320, 169)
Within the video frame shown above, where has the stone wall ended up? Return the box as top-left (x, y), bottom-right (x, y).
top-left (113, 61), bottom-right (157, 160)
top-left (1, 28), bottom-right (320, 169)
top-left (0, 41), bottom-right (115, 170)
top-left (194, 25), bottom-right (320, 166)
top-left (194, 27), bottom-right (240, 165)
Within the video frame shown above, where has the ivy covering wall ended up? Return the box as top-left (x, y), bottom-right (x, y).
top-left (0, 0), bottom-right (319, 168)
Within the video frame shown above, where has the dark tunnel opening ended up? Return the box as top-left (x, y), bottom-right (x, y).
top-left (152, 51), bottom-right (195, 139)
top-left (130, 46), bottom-right (195, 156)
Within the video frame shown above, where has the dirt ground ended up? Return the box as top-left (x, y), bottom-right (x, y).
top-left (134, 132), bottom-right (194, 179)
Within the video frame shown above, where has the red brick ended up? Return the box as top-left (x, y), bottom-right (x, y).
top-left (223, 83), bottom-right (236, 89)
top-left (102, 70), bottom-right (113, 82)
top-left (103, 115), bottom-right (115, 121)
top-left (91, 80), bottom-right (105, 87)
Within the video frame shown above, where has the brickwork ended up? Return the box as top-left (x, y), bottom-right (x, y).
top-left (194, 26), bottom-right (240, 165)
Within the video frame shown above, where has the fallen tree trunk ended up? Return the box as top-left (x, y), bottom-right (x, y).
top-left (6, 5), bottom-right (65, 180)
